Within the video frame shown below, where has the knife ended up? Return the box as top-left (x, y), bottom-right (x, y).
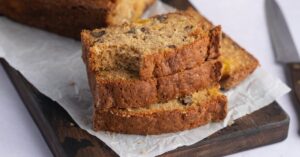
top-left (266, 0), bottom-right (300, 106)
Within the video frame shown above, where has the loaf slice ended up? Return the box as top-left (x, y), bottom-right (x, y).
top-left (88, 60), bottom-right (222, 109)
top-left (81, 11), bottom-right (222, 80)
top-left (219, 36), bottom-right (259, 89)
top-left (93, 86), bottom-right (227, 135)
top-left (185, 9), bottom-right (259, 89)
top-left (0, 0), bottom-right (155, 39)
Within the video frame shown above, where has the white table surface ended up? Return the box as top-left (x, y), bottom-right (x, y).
top-left (0, 0), bottom-right (300, 156)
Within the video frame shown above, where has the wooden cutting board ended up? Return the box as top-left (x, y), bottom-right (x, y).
top-left (0, 0), bottom-right (290, 156)
top-left (0, 58), bottom-right (289, 157)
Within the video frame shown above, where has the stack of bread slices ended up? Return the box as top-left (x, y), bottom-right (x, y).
top-left (0, 0), bottom-right (259, 136)
top-left (81, 10), bottom-right (258, 135)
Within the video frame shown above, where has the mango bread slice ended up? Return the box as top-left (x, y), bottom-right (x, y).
top-left (93, 86), bottom-right (227, 135)
top-left (81, 11), bottom-right (222, 80)
top-left (87, 60), bottom-right (222, 109)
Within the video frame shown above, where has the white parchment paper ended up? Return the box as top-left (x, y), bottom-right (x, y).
top-left (0, 1), bottom-right (290, 157)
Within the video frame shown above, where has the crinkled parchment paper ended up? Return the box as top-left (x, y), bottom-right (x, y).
top-left (0, 1), bottom-right (290, 157)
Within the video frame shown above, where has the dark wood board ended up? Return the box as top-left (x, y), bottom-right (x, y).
top-left (0, 0), bottom-right (290, 156)
top-left (0, 58), bottom-right (290, 157)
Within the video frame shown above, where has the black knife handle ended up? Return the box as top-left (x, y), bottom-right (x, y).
top-left (288, 63), bottom-right (300, 104)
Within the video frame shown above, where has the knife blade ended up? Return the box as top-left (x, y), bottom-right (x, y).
top-left (265, 0), bottom-right (300, 110)
top-left (266, 0), bottom-right (300, 63)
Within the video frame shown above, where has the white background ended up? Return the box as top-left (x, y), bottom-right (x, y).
top-left (0, 0), bottom-right (299, 156)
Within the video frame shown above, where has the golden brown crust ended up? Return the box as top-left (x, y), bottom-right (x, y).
top-left (0, 0), bottom-right (155, 39)
top-left (89, 60), bottom-right (222, 109)
top-left (93, 95), bottom-right (227, 135)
